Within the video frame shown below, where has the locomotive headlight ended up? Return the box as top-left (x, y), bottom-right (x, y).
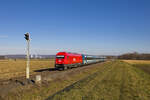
top-left (73, 58), bottom-right (76, 61)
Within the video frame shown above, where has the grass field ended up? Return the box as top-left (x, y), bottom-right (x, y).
top-left (0, 59), bottom-right (54, 80)
top-left (2, 60), bottom-right (150, 100)
top-left (48, 61), bottom-right (150, 100)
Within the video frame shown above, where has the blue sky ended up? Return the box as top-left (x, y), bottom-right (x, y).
top-left (0, 0), bottom-right (150, 55)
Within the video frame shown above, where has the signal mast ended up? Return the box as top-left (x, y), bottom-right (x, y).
top-left (24, 33), bottom-right (30, 79)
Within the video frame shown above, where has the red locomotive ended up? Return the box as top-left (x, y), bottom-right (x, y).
top-left (55, 52), bottom-right (83, 70)
top-left (55, 52), bottom-right (106, 70)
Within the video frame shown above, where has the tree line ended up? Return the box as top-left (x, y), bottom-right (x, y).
top-left (118, 52), bottom-right (150, 60)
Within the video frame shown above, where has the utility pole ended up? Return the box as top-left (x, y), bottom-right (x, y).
top-left (24, 33), bottom-right (30, 79)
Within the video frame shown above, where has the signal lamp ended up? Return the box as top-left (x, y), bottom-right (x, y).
top-left (24, 33), bottom-right (29, 40)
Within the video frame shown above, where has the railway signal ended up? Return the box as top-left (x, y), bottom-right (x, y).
top-left (24, 33), bottom-right (29, 40)
top-left (24, 33), bottom-right (30, 79)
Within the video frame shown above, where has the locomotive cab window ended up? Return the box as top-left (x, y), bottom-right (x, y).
top-left (56, 55), bottom-right (64, 59)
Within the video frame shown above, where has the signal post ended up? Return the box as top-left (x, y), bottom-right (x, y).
top-left (24, 33), bottom-right (30, 79)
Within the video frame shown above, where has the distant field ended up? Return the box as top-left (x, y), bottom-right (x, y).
top-left (0, 59), bottom-right (54, 80)
top-left (123, 60), bottom-right (150, 64)
top-left (123, 60), bottom-right (150, 75)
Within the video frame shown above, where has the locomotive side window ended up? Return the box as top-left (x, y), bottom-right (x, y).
top-left (56, 55), bottom-right (64, 59)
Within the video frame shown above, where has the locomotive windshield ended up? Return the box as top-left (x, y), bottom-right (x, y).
top-left (56, 55), bottom-right (65, 59)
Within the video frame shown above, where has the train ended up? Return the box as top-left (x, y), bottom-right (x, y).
top-left (55, 52), bottom-right (106, 70)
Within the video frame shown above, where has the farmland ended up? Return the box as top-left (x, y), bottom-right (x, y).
top-left (0, 59), bottom-right (54, 80)
top-left (123, 60), bottom-right (150, 64)
top-left (1, 60), bottom-right (150, 100)
top-left (124, 60), bottom-right (150, 75)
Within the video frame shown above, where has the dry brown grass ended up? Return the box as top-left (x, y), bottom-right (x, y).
top-left (123, 60), bottom-right (150, 64)
top-left (0, 59), bottom-right (55, 80)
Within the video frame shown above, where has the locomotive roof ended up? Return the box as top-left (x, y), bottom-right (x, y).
top-left (56, 52), bottom-right (81, 56)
